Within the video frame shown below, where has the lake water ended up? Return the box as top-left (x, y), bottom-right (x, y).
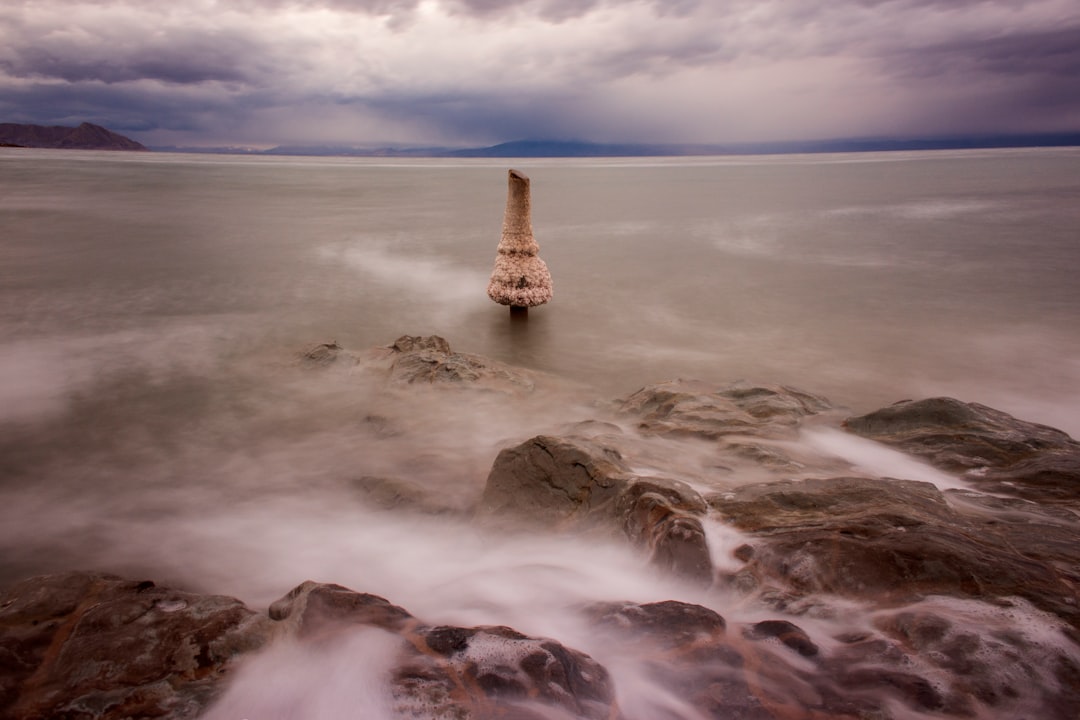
top-left (2, 146), bottom-right (1079, 717)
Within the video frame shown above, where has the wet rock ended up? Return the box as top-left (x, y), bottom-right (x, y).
top-left (1, 574), bottom-right (620, 720)
top-left (619, 379), bottom-right (832, 440)
top-left (743, 620), bottom-right (819, 657)
top-left (268, 580), bottom-right (414, 637)
top-left (823, 600), bottom-right (1080, 717)
top-left (584, 600), bottom-right (770, 719)
top-left (844, 397), bottom-right (1080, 504)
top-left (265, 581), bottom-right (617, 720)
top-left (945, 490), bottom-right (1080, 587)
top-left (394, 624), bottom-right (615, 720)
top-left (480, 434), bottom-right (713, 582)
top-left (0, 571), bottom-right (271, 720)
top-left (584, 600), bottom-right (907, 719)
top-left (709, 476), bottom-right (1080, 629)
top-left (587, 600), bottom-right (727, 649)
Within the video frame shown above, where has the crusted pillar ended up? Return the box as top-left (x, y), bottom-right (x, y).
top-left (487, 169), bottom-right (553, 314)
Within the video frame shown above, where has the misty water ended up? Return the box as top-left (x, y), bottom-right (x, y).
top-left (2, 146), bottom-right (1080, 717)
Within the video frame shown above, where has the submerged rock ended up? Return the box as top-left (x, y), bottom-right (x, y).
top-left (845, 396), bottom-right (1080, 504)
top-left (300, 335), bottom-right (537, 392)
top-left (380, 335), bottom-right (536, 391)
top-left (619, 379), bottom-right (833, 440)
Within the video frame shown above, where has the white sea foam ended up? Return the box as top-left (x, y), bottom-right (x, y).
top-left (799, 427), bottom-right (971, 491)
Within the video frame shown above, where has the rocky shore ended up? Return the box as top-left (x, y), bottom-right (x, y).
top-left (3, 335), bottom-right (1079, 719)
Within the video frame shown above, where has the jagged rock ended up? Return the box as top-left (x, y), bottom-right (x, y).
top-left (583, 600), bottom-right (773, 719)
top-left (393, 624), bottom-right (615, 719)
top-left (823, 601), bottom-right (1080, 717)
top-left (0, 572), bottom-right (271, 720)
top-left (586, 600), bottom-right (726, 649)
top-left (582, 600), bottom-right (918, 719)
top-left (268, 580), bottom-right (414, 637)
top-left (743, 620), bottom-right (819, 657)
top-left (1, 575), bottom-right (619, 720)
top-left (619, 380), bottom-right (833, 440)
top-left (264, 581), bottom-right (617, 720)
top-left (844, 397), bottom-right (1080, 504)
top-left (708, 476), bottom-right (1080, 629)
top-left (480, 434), bottom-right (713, 582)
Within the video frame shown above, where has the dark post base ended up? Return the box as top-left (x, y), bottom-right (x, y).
top-left (510, 305), bottom-right (528, 320)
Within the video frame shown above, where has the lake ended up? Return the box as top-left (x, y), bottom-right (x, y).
top-left (2, 146), bottom-right (1079, 717)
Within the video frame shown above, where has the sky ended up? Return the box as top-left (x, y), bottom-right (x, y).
top-left (1, 0), bottom-right (1079, 148)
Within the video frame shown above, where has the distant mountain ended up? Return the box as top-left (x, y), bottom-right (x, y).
top-left (448, 134), bottom-right (1080, 157)
top-left (0, 122), bottom-right (147, 151)
top-left (151, 132), bottom-right (1080, 158)
top-left (446, 140), bottom-right (673, 157)
top-left (254, 134), bottom-right (1080, 158)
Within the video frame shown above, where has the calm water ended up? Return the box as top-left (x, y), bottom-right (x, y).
top-left (2, 147), bottom-right (1079, 716)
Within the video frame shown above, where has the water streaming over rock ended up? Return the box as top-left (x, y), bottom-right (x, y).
top-left (2, 147), bottom-right (1080, 718)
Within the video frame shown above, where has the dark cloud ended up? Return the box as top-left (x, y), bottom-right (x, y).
top-left (906, 27), bottom-right (1080, 79)
top-left (3, 43), bottom-right (252, 85)
top-left (1, 0), bottom-right (1077, 146)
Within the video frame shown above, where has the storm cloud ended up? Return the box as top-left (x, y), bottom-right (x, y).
top-left (1, 0), bottom-right (1077, 147)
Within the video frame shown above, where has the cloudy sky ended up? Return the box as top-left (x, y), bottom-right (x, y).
top-left (1, 0), bottom-right (1078, 148)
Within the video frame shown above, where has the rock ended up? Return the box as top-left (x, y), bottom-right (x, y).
top-left (1, 575), bottom-right (619, 720)
top-left (394, 624), bottom-right (614, 719)
top-left (823, 601), bottom-right (1080, 717)
top-left (383, 335), bottom-right (536, 391)
top-left (300, 335), bottom-right (537, 392)
top-left (586, 600), bottom-right (726, 649)
top-left (264, 581), bottom-right (617, 720)
top-left (0, 572), bottom-right (271, 720)
top-left (844, 397), bottom-right (1080, 504)
top-left (268, 580), bottom-right (414, 637)
top-left (480, 434), bottom-right (714, 583)
top-left (583, 600), bottom-right (909, 719)
top-left (619, 379), bottom-right (833, 440)
top-left (300, 340), bottom-right (353, 366)
top-left (583, 600), bottom-right (774, 719)
top-left (743, 620), bottom-right (819, 657)
top-left (708, 476), bottom-right (1080, 629)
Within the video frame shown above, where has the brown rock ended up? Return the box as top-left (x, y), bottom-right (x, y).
top-left (844, 397), bottom-right (1080, 504)
top-left (619, 379), bottom-right (832, 440)
top-left (0, 572), bottom-right (270, 720)
top-left (480, 434), bottom-right (714, 583)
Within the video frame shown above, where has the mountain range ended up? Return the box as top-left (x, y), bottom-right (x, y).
top-left (172, 134), bottom-right (1080, 157)
top-left (3, 122), bottom-right (1078, 156)
top-left (0, 122), bottom-right (147, 150)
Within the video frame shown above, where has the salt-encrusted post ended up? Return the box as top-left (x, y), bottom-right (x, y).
top-left (487, 169), bottom-right (552, 317)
